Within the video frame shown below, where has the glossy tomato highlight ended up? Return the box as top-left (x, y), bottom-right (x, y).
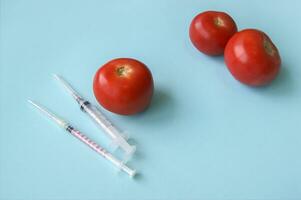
top-left (189, 11), bottom-right (237, 56)
top-left (224, 29), bottom-right (281, 86)
top-left (93, 58), bottom-right (154, 115)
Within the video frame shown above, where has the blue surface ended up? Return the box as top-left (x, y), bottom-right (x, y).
top-left (0, 0), bottom-right (300, 199)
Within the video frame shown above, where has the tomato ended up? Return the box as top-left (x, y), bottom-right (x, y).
top-left (189, 11), bottom-right (237, 56)
top-left (93, 58), bottom-right (154, 115)
top-left (224, 29), bottom-right (281, 86)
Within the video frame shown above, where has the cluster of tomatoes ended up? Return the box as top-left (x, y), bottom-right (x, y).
top-left (93, 10), bottom-right (281, 116)
top-left (189, 11), bottom-right (281, 86)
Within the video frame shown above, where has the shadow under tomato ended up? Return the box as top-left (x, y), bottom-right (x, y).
top-left (212, 55), bottom-right (225, 64)
top-left (148, 88), bottom-right (175, 123)
top-left (129, 88), bottom-right (176, 124)
top-left (245, 64), bottom-right (295, 98)
top-left (119, 88), bottom-right (176, 149)
top-left (117, 87), bottom-right (176, 150)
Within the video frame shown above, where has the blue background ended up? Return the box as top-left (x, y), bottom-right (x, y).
top-left (0, 0), bottom-right (300, 199)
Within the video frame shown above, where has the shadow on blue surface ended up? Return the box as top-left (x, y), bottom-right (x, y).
top-left (130, 88), bottom-right (176, 126)
top-left (245, 65), bottom-right (295, 98)
top-left (120, 88), bottom-right (176, 181)
top-left (149, 88), bottom-right (174, 117)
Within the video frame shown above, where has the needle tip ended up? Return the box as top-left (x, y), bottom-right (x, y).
top-left (27, 99), bottom-right (39, 108)
top-left (52, 73), bottom-right (60, 80)
top-left (53, 74), bottom-right (66, 86)
top-left (27, 99), bottom-right (34, 105)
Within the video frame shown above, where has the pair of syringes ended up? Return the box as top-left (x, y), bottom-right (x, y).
top-left (53, 74), bottom-right (136, 159)
top-left (28, 100), bottom-right (136, 177)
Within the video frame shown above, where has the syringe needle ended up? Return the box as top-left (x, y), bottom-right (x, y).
top-left (53, 74), bottom-right (82, 101)
top-left (28, 100), bottom-right (67, 128)
top-left (28, 99), bottom-right (136, 177)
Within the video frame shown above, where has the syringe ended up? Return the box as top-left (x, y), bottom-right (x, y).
top-left (28, 100), bottom-right (136, 177)
top-left (53, 74), bottom-right (136, 159)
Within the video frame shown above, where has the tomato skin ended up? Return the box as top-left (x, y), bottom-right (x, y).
top-left (189, 11), bottom-right (237, 56)
top-left (224, 29), bottom-right (281, 86)
top-left (93, 58), bottom-right (154, 115)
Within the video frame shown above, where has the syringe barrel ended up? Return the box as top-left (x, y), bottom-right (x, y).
top-left (67, 126), bottom-right (107, 157)
top-left (80, 101), bottom-right (136, 155)
top-left (80, 101), bottom-right (116, 138)
top-left (67, 126), bottom-right (136, 177)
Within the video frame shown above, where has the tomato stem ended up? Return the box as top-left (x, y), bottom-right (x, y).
top-left (263, 38), bottom-right (276, 56)
top-left (214, 17), bottom-right (224, 27)
top-left (116, 66), bottom-right (129, 76)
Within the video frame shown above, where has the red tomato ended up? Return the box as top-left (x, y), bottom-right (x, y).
top-left (189, 11), bottom-right (237, 56)
top-left (93, 58), bottom-right (154, 115)
top-left (224, 29), bottom-right (281, 86)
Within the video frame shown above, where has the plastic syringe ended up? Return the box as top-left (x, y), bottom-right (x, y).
top-left (53, 74), bottom-right (136, 158)
top-left (28, 100), bottom-right (136, 177)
